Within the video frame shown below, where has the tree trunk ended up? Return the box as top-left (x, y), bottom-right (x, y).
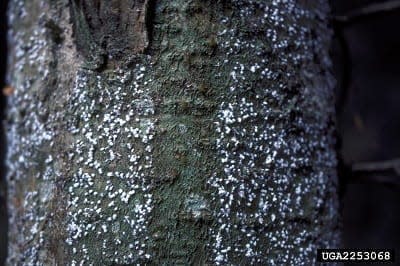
top-left (6, 0), bottom-right (340, 265)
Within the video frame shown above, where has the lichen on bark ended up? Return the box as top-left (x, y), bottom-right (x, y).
top-left (6, 0), bottom-right (340, 265)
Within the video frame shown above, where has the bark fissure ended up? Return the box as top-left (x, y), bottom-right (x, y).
top-left (70, 0), bottom-right (153, 68)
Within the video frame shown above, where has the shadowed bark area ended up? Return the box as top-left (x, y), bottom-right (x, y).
top-left (70, 0), bottom-right (152, 67)
top-left (6, 0), bottom-right (340, 265)
top-left (0, 0), bottom-right (8, 263)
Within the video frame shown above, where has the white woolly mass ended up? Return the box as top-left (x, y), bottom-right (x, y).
top-left (6, 1), bottom-right (61, 264)
top-left (66, 65), bottom-right (155, 264)
top-left (208, 0), bottom-right (338, 265)
top-left (6, 0), bottom-right (338, 265)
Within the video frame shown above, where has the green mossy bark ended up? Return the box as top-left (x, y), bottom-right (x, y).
top-left (146, 2), bottom-right (223, 264)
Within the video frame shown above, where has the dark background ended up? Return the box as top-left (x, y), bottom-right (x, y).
top-left (0, 0), bottom-right (399, 265)
top-left (332, 0), bottom-right (400, 256)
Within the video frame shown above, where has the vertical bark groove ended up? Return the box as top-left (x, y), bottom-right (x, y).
top-left (70, 0), bottom-right (153, 68)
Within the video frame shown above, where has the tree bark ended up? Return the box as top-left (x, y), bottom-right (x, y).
top-left (6, 0), bottom-right (340, 265)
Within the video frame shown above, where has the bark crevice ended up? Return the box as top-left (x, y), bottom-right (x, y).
top-left (70, 0), bottom-right (153, 69)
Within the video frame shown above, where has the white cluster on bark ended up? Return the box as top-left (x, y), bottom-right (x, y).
top-left (208, 0), bottom-right (339, 264)
top-left (5, 0), bottom-right (339, 265)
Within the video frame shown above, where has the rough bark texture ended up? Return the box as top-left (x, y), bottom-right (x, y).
top-left (6, 0), bottom-right (340, 265)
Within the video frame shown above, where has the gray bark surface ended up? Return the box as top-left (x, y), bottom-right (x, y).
top-left (6, 0), bottom-right (340, 265)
